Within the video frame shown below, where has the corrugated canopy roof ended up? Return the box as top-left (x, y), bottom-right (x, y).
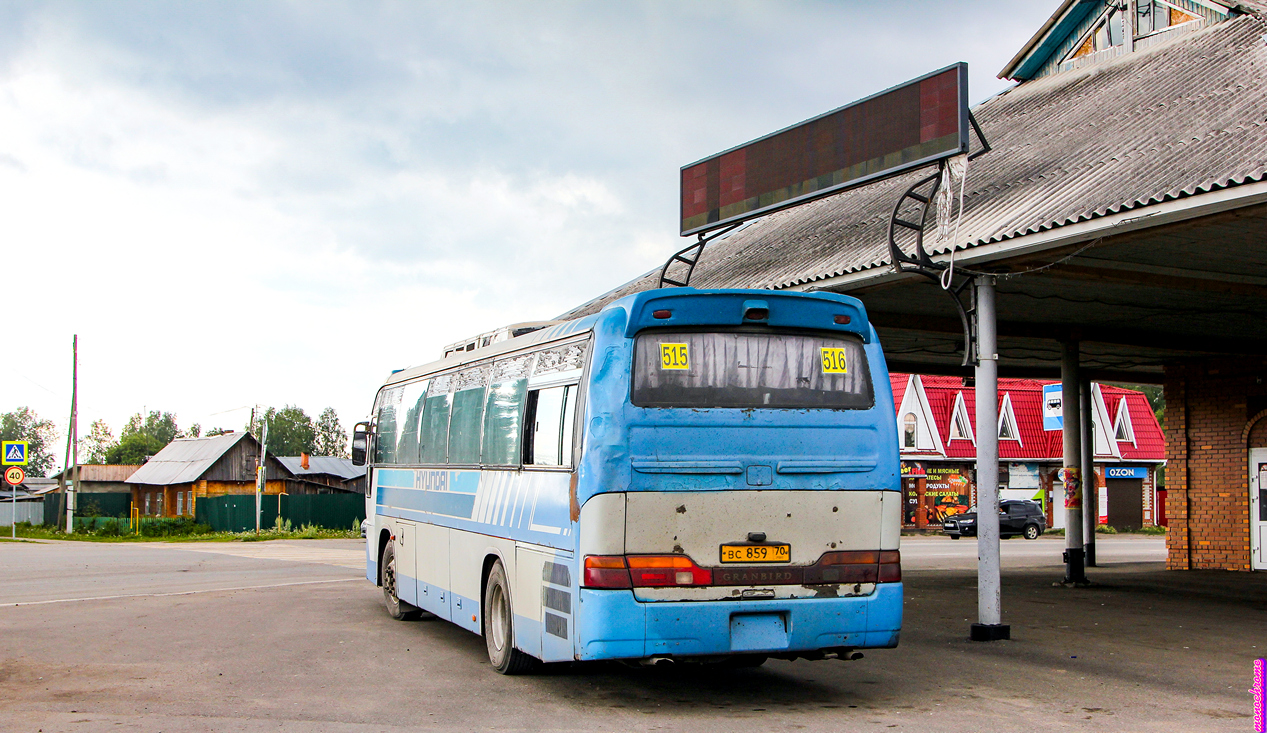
top-left (274, 456), bottom-right (365, 481)
top-left (125, 432), bottom-right (249, 486)
top-left (564, 12), bottom-right (1267, 320)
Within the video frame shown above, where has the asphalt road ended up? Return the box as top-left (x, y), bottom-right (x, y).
top-left (0, 535), bottom-right (1256, 732)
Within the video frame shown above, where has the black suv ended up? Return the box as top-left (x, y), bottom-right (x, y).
top-left (944, 500), bottom-right (1046, 540)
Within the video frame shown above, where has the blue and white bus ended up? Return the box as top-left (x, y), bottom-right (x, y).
top-left (355, 288), bottom-right (901, 673)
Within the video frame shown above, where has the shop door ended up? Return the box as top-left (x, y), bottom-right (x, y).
top-left (1251, 449), bottom-right (1267, 571)
top-left (1105, 479), bottom-right (1143, 531)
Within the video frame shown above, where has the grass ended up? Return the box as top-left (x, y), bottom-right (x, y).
top-left (5, 520), bottom-right (360, 543)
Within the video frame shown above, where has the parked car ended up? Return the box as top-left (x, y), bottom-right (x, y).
top-left (944, 500), bottom-right (1046, 540)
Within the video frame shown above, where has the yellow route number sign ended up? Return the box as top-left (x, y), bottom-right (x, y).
top-left (660, 343), bottom-right (690, 370)
top-left (820, 347), bottom-right (848, 374)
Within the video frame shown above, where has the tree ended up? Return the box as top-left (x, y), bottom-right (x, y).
top-left (104, 433), bottom-right (166, 465)
top-left (81, 419), bottom-right (115, 464)
top-left (122, 411), bottom-right (182, 446)
top-left (315, 407), bottom-right (348, 458)
top-left (258, 405), bottom-right (316, 457)
top-left (205, 427), bottom-right (232, 437)
top-left (0, 407), bottom-right (59, 477)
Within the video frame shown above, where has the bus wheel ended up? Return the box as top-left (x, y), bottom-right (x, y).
top-left (484, 560), bottom-right (540, 675)
top-left (382, 543), bottom-right (421, 621)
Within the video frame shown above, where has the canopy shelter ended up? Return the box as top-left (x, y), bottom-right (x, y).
top-left (567, 4), bottom-right (1267, 577)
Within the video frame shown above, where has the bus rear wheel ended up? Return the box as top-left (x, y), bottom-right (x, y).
top-left (484, 560), bottom-right (540, 675)
top-left (382, 543), bottom-right (421, 621)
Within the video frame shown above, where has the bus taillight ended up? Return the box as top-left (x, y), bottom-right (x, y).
top-left (878, 550), bottom-right (901, 583)
top-left (805, 550), bottom-right (901, 584)
top-left (583, 556), bottom-right (633, 589)
top-left (626, 555), bottom-right (712, 587)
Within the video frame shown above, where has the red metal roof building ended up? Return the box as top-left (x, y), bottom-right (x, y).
top-left (890, 374), bottom-right (1165, 531)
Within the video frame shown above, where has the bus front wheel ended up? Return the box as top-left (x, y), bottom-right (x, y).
top-left (483, 560), bottom-right (540, 675)
top-left (382, 543), bottom-right (421, 621)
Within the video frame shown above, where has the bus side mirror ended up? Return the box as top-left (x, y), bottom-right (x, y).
top-left (351, 422), bottom-right (372, 466)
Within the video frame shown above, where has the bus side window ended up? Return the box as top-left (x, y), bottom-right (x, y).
top-left (523, 385), bottom-right (576, 467)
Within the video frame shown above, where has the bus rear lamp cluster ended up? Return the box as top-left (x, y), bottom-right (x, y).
top-left (805, 550), bottom-right (901, 584)
top-left (652, 309), bottom-right (672, 319)
top-left (583, 550), bottom-right (900, 589)
top-left (583, 555), bottom-right (712, 589)
top-left (834, 314), bottom-right (852, 324)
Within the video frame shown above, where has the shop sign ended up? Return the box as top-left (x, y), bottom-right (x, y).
top-left (1105, 465), bottom-right (1149, 479)
top-left (924, 465), bottom-right (974, 524)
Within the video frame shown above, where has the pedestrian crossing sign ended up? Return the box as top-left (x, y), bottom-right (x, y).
top-left (2, 441), bottom-right (28, 466)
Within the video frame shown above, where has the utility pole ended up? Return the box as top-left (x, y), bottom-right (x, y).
top-left (65, 335), bottom-right (78, 534)
top-left (971, 275), bottom-right (1008, 641)
top-left (256, 421), bottom-right (268, 535)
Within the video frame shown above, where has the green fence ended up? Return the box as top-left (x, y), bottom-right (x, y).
top-left (76, 493), bottom-right (133, 518)
top-left (196, 493), bottom-right (365, 533)
top-left (43, 492), bottom-right (133, 526)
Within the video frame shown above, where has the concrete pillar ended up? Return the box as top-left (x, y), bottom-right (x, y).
top-left (1062, 341), bottom-right (1087, 584)
top-left (1081, 379), bottom-right (1097, 567)
top-left (971, 276), bottom-right (1009, 641)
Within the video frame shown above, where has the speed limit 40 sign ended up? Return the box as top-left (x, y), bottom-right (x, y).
top-left (4, 466), bottom-right (24, 486)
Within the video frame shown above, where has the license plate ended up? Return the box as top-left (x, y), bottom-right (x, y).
top-left (719, 543), bottom-right (791, 564)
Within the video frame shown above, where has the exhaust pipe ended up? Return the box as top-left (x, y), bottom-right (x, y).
top-left (639, 656), bottom-right (675, 667)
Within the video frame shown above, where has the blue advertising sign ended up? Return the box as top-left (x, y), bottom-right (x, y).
top-left (1104, 466), bottom-right (1149, 479)
top-left (1042, 384), bottom-right (1062, 431)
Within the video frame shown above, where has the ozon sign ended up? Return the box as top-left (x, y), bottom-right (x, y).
top-left (1105, 466), bottom-right (1148, 479)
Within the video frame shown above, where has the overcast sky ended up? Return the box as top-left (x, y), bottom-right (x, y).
top-left (0, 0), bottom-right (1053, 460)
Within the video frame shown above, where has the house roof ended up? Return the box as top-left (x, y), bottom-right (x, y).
top-left (51, 465), bottom-right (141, 482)
top-left (274, 456), bottom-right (365, 482)
top-left (893, 375), bottom-right (1165, 463)
top-left (125, 432), bottom-right (250, 486)
top-left (562, 10), bottom-right (1267, 320)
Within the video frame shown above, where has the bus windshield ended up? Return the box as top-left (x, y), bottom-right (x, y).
top-left (631, 330), bottom-right (873, 409)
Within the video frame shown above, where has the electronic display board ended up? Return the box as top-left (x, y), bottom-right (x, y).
top-left (680, 63), bottom-right (969, 236)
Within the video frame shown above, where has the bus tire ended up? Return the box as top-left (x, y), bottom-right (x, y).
top-left (484, 560), bottom-right (540, 675)
top-left (382, 543), bottom-right (421, 621)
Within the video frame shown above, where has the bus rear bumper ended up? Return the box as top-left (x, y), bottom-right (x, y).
top-left (576, 583), bottom-right (902, 661)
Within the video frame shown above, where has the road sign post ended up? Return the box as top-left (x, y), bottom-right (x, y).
top-left (5, 465), bottom-right (25, 539)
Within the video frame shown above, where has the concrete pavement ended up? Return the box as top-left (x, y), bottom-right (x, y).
top-left (0, 535), bottom-right (1256, 732)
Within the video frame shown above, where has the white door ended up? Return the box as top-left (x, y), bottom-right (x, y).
top-left (1250, 449), bottom-right (1267, 571)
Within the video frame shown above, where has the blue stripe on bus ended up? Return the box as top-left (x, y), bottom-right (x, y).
top-left (377, 485), bottom-right (477, 519)
top-left (377, 468), bottom-right (416, 489)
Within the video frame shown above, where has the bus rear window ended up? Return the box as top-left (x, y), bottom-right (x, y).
top-left (632, 331), bottom-right (873, 409)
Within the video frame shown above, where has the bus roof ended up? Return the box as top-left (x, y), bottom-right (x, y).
top-left (383, 314), bottom-right (599, 387)
top-left (379, 287), bottom-right (872, 388)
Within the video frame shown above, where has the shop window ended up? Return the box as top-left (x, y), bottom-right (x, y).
top-left (903, 413), bottom-right (917, 449)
